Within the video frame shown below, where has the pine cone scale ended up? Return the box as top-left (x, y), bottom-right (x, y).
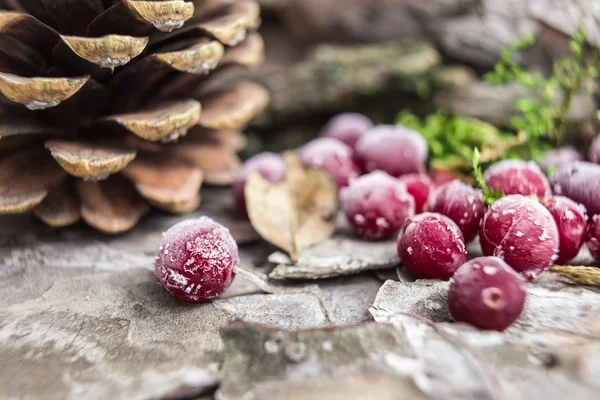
top-left (0, 0), bottom-right (267, 233)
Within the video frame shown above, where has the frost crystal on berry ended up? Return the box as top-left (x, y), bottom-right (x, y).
top-left (397, 212), bottom-right (467, 280)
top-left (479, 195), bottom-right (559, 279)
top-left (320, 112), bottom-right (373, 149)
top-left (484, 159), bottom-right (551, 197)
top-left (300, 137), bottom-right (360, 188)
top-left (343, 171), bottom-right (414, 239)
top-left (155, 217), bottom-right (238, 302)
top-left (354, 125), bottom-right (428, 177)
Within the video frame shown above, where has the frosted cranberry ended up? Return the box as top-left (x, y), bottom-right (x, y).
top-left (300, 137), bottom-right (360, 188)
top-left (155, 217), bottom-right (238, 302)
top-left (448, 257), bottom-right (526, 331)
top-left (397, 212), bottom-right (467, 280)
top-left (587, 215), bottom-right (600, 263)
top-left (539, 147), bottom-right (583, 172)
top-left (551, 162), bottom-right (600, 216)
top-left (320, 112), bottom-right (373, 149)
top-left (589, 137), bottom-right (600, 164)
top-left (232, 152), bottom-right (286, 215)
top-left (354, 125), bottom-right (428, 177)
top-left (541, 196), bottom-right (587, 264)
top-left (427, 180), bottom-right (485, 242)
top-left (342, 171), bottom-right (415, 240)
top-left (398, 173), bottom-right (432, 214)
top-left (484, 159), bottom-right (551, 197)
top-left (479, 195), bottom-right (559, 280)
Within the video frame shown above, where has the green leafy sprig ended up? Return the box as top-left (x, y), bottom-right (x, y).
top-left (484, 24), bottom-right (599, 151)
top-left (472, 148), bottom-right (503, 205)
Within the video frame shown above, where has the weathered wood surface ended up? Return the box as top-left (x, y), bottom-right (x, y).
top-left (1, 188), bottom-right (599, 399)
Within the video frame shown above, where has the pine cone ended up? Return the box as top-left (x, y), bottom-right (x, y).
top-left (0, 0), bottom-right (268, 233)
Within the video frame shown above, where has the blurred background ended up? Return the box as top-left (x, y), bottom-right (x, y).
top-left (240, 0), bottom-right (599, 157)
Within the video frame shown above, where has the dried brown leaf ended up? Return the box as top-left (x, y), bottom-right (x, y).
top-left (245, 152), bottom-right (339, 261)
top-left (550, 265), bottom-right (600, 286)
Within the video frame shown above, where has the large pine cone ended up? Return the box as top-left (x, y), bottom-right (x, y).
top-left (0, 0), bottom-right (268, 233)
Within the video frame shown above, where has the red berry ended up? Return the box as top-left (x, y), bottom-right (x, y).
top-left (427, 180), bottom-right (485, 242)
top-left (428, 166), bottom-right (458, 187)
top-left (397, 212), bottom-right (467, 280)
top-left (479, 195), bottom-right (559, 280)
top-left (589, 136), bottom-right (600, 164)
top-left (587, 215), bottom-right (600, 263)
top-left (155, 217), bottom-right (238, 302)
top-left (342, 171), bottom-right (415, 240)
top-left (448, 257), bottom-right (526, 331)
top-left (232, 152), bottom-right (286, 215)
top-left (398, 173), bottom-right (432, 214)
top-left (541, 196), bottom-right (587, 264)
top-left (300, 137), bottom-right (360, 188)
top-left (320, 112), bottom-right (373, 149)
top-left (484, 159), bottom-right (551, 197)
top-left (355, 125), bottom-right (428, 177)
top-left (539, 147), bottom-right (583, 172)
top-left (551, 161), bottom-right (600, 216)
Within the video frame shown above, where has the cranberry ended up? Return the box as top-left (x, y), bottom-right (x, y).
top-left (155, 217), bottom-right (238, 302)
top-left (587, 215), bottom-right (600, 263)
top-left (448, 257), bottom-right (526, 331)
top-left (428, 166), bottom-right (458, 187)
top-left (354, 125), bottom-right (428, 177)
top-left (427, 180), bottom-right (485, 242)
top-left (484, 159), bottom-right (551, 197)
top-left (550, 161), bottom-right (600, 216)
top-left (479, 195), bottom-right (559, 280)
top-left (539, 147), bottom-right (583, 172)
top-left (541, 196), bottom-right (587, 264)
top-left (232, 152), bottom-right (286, 215)
top-left (320, 112), bottom-right (373, 149)
top-left (342, 171), bottom-right (415, 240)
top-left (589, 136), bottom-right (600, 164)
top-left (300, 137), bottom-right (360, 188)
top-left (398, 173), bottom-right (432, 214)
top-left (397, 212), bottom-right (467, 280)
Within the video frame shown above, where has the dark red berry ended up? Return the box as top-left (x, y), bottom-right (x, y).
top-left (427, 180), bottom-right (485, 242)
top-left (155, 217), bottom-right (238, 302)
top-left (232, 152), bottom-right (286, 215)
top-left (589, 136), bottom-right (600, 165)
top-left (587, 215), bottom-right (600, 263)
top-left (448, 257), bottom-right (526, 331)
top-left (484, 159), bottom-right (551, 197)
top-left (342, 171), bottom-right (415, 240)
top-left (428, 166), bottom-right (458, 187)
top-left (300, 137), bottom-right (360, 188)
top-left (539, 147), bottom-right (583, 172)
top-left (551, 161), bottom-right (600, 216)
top-left (355, 125), bottom-right (428, 177)
top-left (541, 196), bottom-right (587, 264)
top-left (397, 212), bottom-right (467, 280)
top-left (320, 112), bottom-right (373, 149)
top-left (479, 195), bottom-right (559, 280)
top-left (398, 173), bottom-right (432, 214)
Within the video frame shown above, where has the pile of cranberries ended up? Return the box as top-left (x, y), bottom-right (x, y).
top-left (154, 112), bottom-right (600, 333)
